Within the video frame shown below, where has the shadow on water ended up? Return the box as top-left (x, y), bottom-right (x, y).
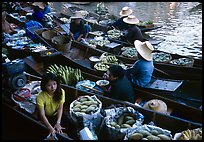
top-left (189, 3), bottom-right (202, 13)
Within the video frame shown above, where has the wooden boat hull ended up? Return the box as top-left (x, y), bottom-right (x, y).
top-left (22, 55), bottom-right (202, 124)
top-left (2, 72), bottom-right (201, 140)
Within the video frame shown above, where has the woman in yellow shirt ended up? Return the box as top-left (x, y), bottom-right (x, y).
top-left (36, 72), bottom-right (65, 135)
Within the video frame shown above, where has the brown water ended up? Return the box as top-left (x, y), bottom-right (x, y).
top-left (49, 2), bottom-right (202, 60)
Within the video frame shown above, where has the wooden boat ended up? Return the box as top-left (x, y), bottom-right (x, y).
top-left (51, 12), bottom-right (202, 79)
top-left (22, 54), bottom-right (202, 125)
top-left (64, 5), bottom-right (162, 33)
top-left (2, 72), bottom-right (202, 140)
top-left (30, 27), bottom-right (202, 106)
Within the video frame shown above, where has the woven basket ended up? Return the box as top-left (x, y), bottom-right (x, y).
top-left (42, 30), bottom-right (58, 41)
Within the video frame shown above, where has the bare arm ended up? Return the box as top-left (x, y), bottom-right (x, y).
top-left (77, 34), bottom-right (83, 42)
top-left (54, 103), bottom-right (64, 133)
top-left (37, 105), bottom-right (55, 134)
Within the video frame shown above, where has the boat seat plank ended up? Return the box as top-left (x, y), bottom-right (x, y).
top-left (145, 78), bottom-right (183, 91)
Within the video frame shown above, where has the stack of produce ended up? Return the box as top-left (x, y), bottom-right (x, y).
top-left (152, 52), bottom-right (172, 63)
top-left (121, 47), bottom-right (138, 58)
top-left (174, 128), bottom-right (202, 140)
top-left (46, 64), bottom-right (84, 86)
top-left (124, 124), bottom-right (173, 140)
top-left (107, 29), bottom-right (123, 39)
top-left (169, 57), bottom-right (194, 67)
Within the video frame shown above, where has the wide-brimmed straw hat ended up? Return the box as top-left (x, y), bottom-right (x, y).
top-left (119, 6), bottom-right (133, 17)
top-left (143, 99), bottom-right (167, 114)
top-left (123, 15), bottom-right (139, 25)
top-left (70, 11), bottom-right (84, 19)
top-left (134, 40), bottom-right (154, 61)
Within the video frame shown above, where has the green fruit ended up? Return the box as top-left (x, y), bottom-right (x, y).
top-left (125, 119), bottom-right (135, 126)
top-left (146, 135), bottom-right (161, 140)
top-left (142, 138), bottom-right (148, 140)
top-left (151, 130), bottom-right (159, 136)
top-left (121, 124), bottom-right (131, 129)
top-left (138, 130), bottom-right (151, 137)
top-left (125, 116), bottom-right (135, 121)
top-left (128, 133), bottom-right (143, 140)
top-left (110, 121), bottom-right (117, 127)
top-left (157, 134), bottom-right (171, 140)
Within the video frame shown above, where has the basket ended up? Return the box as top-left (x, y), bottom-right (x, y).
top-left (169, 58), bottom-right (194, 67)
top-left (42, 30), bottom-right (58, 41)
top-left (51, 35), bottom-right (71, 52)
top-left (152, 52), bottom-right (172, 63)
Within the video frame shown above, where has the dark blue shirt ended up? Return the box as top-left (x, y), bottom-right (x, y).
top-left (106, 76), bottom-right (135, 103)
top-left (32, 11), bottom-right (44, 23)
top-left (112, 16), bottom-right (129, 31)
top-left (126, 59), bottom-right (154, 87)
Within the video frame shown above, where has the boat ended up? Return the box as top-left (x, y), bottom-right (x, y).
top-left (2, 72), bottom-right (202, 140)
top-left (64, 4), bottom-right (162, 33)
top-left (22, 54), bottom-right (202, 124)
top-left (5, 4), bottom-right (202, 104)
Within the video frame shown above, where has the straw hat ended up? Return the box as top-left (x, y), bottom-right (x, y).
top-left (71, 11), bottom-right (84, 19)
top-left (123, 15), bottom-right (139, 25)
top-left (134, 40), bottom-right (154, 61)
top-left (143, 99), bottom-right (167, 114)
top-left (119, 6), bottom-right (133, 17)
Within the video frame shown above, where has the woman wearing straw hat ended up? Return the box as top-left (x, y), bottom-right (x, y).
top-left (143, 99), bottom-right (168, 114)
top-left (120, 15), bottom-right (145, 44)
top-left (70, 11), bottom-right (91, 43)
top-left (125, 40), bottom-right (154, 87)
top-left (109, 6), bottom-right (133, 31)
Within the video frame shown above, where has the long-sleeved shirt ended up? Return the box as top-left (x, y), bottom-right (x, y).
top-left (105, 76), bottom-right (135, 104)
top-left (126, 59), bottom-right (154, 87)
top-left (112, 16), bottom-right (130, 31)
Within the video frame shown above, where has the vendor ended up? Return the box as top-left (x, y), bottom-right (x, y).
top-left (32, 5), bottom-right (44, 24)
top-left (120, 15), bottom-right (145, 44)
top-left (109, 6), bottom-right (133, 31)
top-left (70, 11), bottom-right (91, 43)
top-left (42, 2), bottom-right (51, 15)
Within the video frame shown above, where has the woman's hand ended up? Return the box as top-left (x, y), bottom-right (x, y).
top-left (48, 126), bottom-right (56, 135)
top-left (54, 123), bottom-right (63, 133)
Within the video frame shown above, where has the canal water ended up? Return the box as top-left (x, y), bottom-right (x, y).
top-left (49, 2), bottom-right (202, 60)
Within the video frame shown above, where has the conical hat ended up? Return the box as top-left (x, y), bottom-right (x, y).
top-left (70, 11), bottom-right (84, 19)
top-left (143, 99), bottom-right (167, 114)
top-left (123, 15), bottom-right (139, 25)
top-left (119, 6), bottom-right (133, 17)
top-left (134, 40), bottom-right (154, 61)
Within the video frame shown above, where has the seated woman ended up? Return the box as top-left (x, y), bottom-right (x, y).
top-left (70, 11), bottom-right (91, 43)
top-left (2, 11), bottom-right (17, 34)
top-left (120, 15), bottom-right (146, 45)
top-left (110, 6), bottom-right (133, 31)
top-left (102, 65), bottom-right (135, 104)
top-left (125, 40), bottom-right (154, 88)
top-left (36, 72), bottom-right (65, 135)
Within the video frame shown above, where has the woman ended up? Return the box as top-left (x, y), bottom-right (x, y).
top-left (110, 6), bottom-right (133, 31)
top-left (120, 15), bottom-right (146, 44)
top-left (70, 11), bottom-right (91, 43)
top-left (125, 40), bottom-right (154, 87)
top-left (36, 72), bottom-right (65, 135)
top-left (102, 65), bottom-right (135, 103)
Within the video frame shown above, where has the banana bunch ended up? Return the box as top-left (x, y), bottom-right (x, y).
top-left (178, 129), bottom-right (202, 140)
top-left (46, 64), bottom-right (84, 86)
